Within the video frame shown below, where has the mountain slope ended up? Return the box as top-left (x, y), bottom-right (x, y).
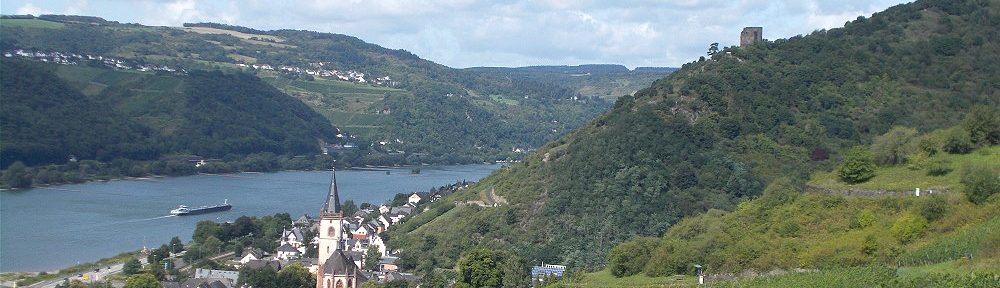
top-left (0, 60), bottom-right (339, 167)
top-left (0, 60), bottom-right (158, 166)
top-left (389, 0), bottom-right (1000, 271)
top-left (465, 64), bottom-right (677, 99)
top-left (0, 18), bottom-right (612, 164)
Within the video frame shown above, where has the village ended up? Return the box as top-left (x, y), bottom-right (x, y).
top-left (1, 49), bottom-right (395, 87)
top-left (128, 178), bottom-right (483, 288)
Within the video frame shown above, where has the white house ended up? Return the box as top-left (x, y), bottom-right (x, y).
top-left (275, 243), bottom-right (301, 260)
top-left (280, 227), bottom-right (306, 253)
top-left (239, 249), bottom-right (264, 265)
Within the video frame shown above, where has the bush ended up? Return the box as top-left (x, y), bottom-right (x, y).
top-left (852, 210), bottom-right (877, 229)
top-left (925, 159), bottom-right (952, 176)
top-left (961, 105), bottom-right (1000, 146)
top-left (838, 146), bottom-right (876, 184)
top-left (942, 129), bottom-right (973, 154)
top-left (871, 126), bottom-right (918, 165)
top-left (890, 213), bottom-right (928, 243)
top-left (960, 164), bottom-right (1000, 204)
top-left (607, 237), bottom-right (658, 277)
top-left (916, 195), bottom-right (948, 221)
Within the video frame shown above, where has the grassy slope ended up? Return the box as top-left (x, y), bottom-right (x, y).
top-left (572, 146), bottom-right (999, 287)
top-left (0, 18), bottom-right (65, 29)
top-left (808, 146), bottom-right (1000, 191)
top-left (260, 74), bottom-right (405, 139)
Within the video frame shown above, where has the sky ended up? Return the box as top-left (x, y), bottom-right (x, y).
top-left (2, 0), bottom-right (911, 68)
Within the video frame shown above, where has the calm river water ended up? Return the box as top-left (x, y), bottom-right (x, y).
top-left (0, 164), bottom-right (500, 272)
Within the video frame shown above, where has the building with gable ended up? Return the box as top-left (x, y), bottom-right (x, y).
top-left (316, 170), bottom-right (368, 288)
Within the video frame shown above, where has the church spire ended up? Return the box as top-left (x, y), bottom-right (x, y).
top-left (322, 169), bottom-right (342, 214)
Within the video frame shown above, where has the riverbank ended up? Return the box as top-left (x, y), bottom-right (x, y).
top-left (0, 151), bottom-right (503, 190)
top-left (0, 251), bottom-right (139, 287)
top-left (0, 164), bottom-right (501, 272)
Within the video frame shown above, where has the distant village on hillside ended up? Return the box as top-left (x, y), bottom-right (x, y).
top-left (2, 49), bottom-right (397, 87)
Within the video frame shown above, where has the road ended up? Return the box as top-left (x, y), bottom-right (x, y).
top-left (28, 262), bottom-right (129, 288)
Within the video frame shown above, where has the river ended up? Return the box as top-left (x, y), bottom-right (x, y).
top-left (0, 164), bottom-right (500, 272)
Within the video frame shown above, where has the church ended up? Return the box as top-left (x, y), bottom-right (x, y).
top-left (316, 170), bottom-right (367, 288)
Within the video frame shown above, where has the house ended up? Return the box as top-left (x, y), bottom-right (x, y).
top-left (378, 204), bottom-right (391, 214)
top-left (390, 206), bottom-right (413, 215)
top-left (244, 260), bottom-right (283, 270)
top-left (238, 248), bottom-right (265, 265)
top-left (408, 192), bottom-right (430, 204)
top-left (379, 256), bottom-right (399, 272)
top-left (193, 268), bottom-right (239, 285)
top-left (293, 214), bottom-right (312, 226)
top-left (378, 215), bottom-right (391, 228)
top-left (531, 264), bottom-right (567, 279)
top-left (369, 235), bottom-right (387, 256)
top-left (280, 227), bottom-right (305, 253)
top-left (276, 243), bottom-right (301, 260)
top-left (180, 278), bottom-right (233, 288)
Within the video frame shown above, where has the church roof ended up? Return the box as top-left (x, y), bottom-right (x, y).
top-left (322, 169), bottom-right (342, 214)
top-left (322, 250), bottom-right (360, 276)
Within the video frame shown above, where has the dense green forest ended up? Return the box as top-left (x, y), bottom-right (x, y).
top-left (0, 60), bottom-right (159, 166)
top-left (387, 0), bottom-right (1000, 278)
top-left (0, 60), bottom-right (343, 187)
top-left (0, 17), bottom-right (613, 171)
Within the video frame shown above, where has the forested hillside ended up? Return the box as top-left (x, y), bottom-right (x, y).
top-left (388, 0), bottom-right (1000, 274)
top-left (0, 60), bottom-right (339, 168)
top-left (0, 17), bottom-right (611, 167)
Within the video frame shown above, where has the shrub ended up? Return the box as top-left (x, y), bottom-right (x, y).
top-left (852, 210), bottom-right (877, 229)
top-left (890, 213), bottom-right (928, 243)
top-left (838, 146), bottom-right (876, 184)
top-left (942, 129), bottom-right (973, 154)
top-left (925, 159), bottom-right (952, 176)
top-left (916, 194), bottom-right (948, 221)
top-left (871, 126), bottom-right (918, 165)
top-left (960, 164), bottom-right (1000, 204)
top-left (607, 237), bottom-right (659, 277)
top-left (961, 105), bottom-right (1000, 146)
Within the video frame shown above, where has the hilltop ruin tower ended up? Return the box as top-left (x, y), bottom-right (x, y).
top-left (740, 27), bottom-right (763, 47)
top-left (316, 170), bottom-right (367, 288)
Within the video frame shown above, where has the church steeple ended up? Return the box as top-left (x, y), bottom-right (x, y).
top-left (322, 169), bottom-right (342, 214)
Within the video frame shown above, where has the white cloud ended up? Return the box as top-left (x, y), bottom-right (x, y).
top-left (14, 3), bottom-right (51, 15)
top-left (1, 0), bottom-right (912, 68)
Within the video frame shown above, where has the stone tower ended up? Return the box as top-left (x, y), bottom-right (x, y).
top-left (316, 170), bottom-right (367, 288)
top-left (740, 27), bottom-right (763, 47)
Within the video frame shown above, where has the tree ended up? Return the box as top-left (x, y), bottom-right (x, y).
top-left (607, 237), bottom-right (658, 277)
top-left (364, 245), bottom-right (382, 271)
top-left (123, 258), bottom-right (142, 275)
top-left (169, 236), bottom-right (184, 253)
top-left (124, 273), bottom-right (162, 288)
top-left (239, 266), bottom-right (278, 288)
top-left (500, 253), bottom-right (530, 288)
top-left (2, 161), bottom-right (32, 188)
top-left (202, 236), bottom-right (223, 256)
top-left (343, 200), bottom-right (359, 217)
top-left (960, 163), bottom-right (1000, 204)
top-left (276, 263), bottom-right (315, 288)
top-left (192, 221), bottom-right (221, 243)
top-left (871, 126), bottom-right (918, 165)
top-left (456, 248), bottom-right (521, 288)
top-left (707, 42), bottom-right (720, 56)
top-left (837, 146), bottom-right (876, 184)
top-left (942, 129), bottom-right (973, 154)
top-left (961, 105), bottom-right (1000, 146)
